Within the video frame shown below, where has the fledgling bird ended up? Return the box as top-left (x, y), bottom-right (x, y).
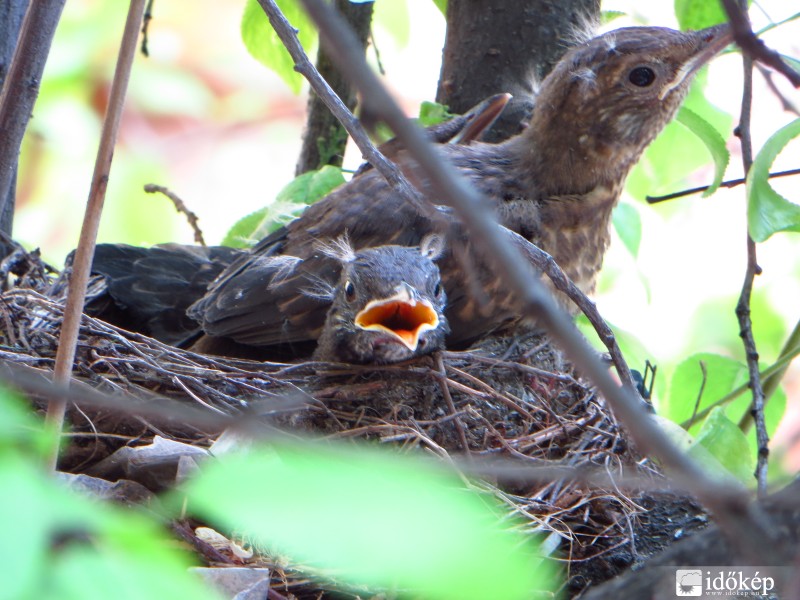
top-left (185, 25), bottom-right (732, 355)
top-left (311, 235), bottom-right (448, 364)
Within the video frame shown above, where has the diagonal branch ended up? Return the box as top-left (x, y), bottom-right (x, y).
top-left (283, 0), bottom-right (780, 561)
top-left (46, 0), bottom-right (147, 470)
top-left (721, 0), bottom-right (800, 87)
top-left (723, 0), bottom-right (770, 498)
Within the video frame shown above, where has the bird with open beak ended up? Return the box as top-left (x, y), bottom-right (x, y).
top-left (312, 235), bottom-right (448, 364)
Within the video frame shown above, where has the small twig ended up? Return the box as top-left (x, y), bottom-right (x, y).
top-left (646, 168), bottom-right (800, 204)
top-left (740, 316), bottom-right (800, 432)
top-left (292, 0), bottom-right (779, 562)
top-left (46, 0), bottom-right (148, 471)
top-left (687, 360), bottom-right (708, 430)
top-left (140, 0), bottom-right (155, 57)
top-left (721, 0), bottom-right (800, 87)
top-left (726, 0), bottom-right (770, 497)
top-left (680, 343), bottom-right (800, 428)
top-left (757, 64), bottom-right (800, 116)
top-left (144, 183), bottom-right (206, 246)
top-left (434, 353), bottom-right (471, 456)
top-left (255, 0), bottom-right (442, 226)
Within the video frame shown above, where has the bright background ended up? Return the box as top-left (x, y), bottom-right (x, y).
top-left (13, 1), bottom-right (800, 468)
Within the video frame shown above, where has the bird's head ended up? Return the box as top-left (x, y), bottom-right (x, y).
top-left (315, 234), bottom-right (449, 365)
top-left (524, 24), bottom-right (732, 194)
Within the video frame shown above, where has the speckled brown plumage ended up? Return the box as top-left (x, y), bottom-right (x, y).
top-left (186, 25), bottom-right (730, 356)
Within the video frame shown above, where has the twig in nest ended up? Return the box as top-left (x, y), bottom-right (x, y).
top-left (721, 0), bottom-right (800, 87)
top-left (434, 353), bottom-right (471, 456)
top-left (144, 183), bottom-right (206, 246)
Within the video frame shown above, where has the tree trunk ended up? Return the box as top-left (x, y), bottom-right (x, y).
top-left (437, 0), bottom-right (600, 142)
top-left (295, 0), bottom-right (373, 175)
top-left (0, 0), bottom-right (30, 255)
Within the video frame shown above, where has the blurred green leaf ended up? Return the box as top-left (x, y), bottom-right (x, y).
top-left (612, 201), bottom-right (642, 257)
top-left (0, 387), bottom-right (56, 458)
top-left (431, 0), bottom-right (447, 16)
top-left (747, 117), bottom-right (800, 242)
top-left (674, 0), bottom-right (728, 30)
top-left (694, 407), bottom-right (754, 484)
top-left (241, 0), bottom-right (316, 94)
top-left (676, 107), bottom-right (729, 197)
top-left (183, 443), bottom-right (553, 599)
top-left (223, 166), bottom-right (344, 247)
top-left (601, 10), bottom-right (626, 25)
top-left (664, 353), bottom-right (747, 430)
top-left (374, 0), bottom-right (411, 48)
top-left (418, 101), bottom-right (453, 127)
top-left (0, 455), bottom-right (219, 600)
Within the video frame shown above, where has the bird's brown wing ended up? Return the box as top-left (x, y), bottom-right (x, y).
top-left (189, 172), bottom-right (437, 347)
top-left (85, 243), bottom-right (241, 346)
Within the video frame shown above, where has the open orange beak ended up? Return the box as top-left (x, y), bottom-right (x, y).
top-left (354, 287), bottom-right (439, 351)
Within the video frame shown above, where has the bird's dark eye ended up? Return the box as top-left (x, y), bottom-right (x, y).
top-left (433, 282), bottom-right (442, 298)
top-left (628, 66), bottom-right (656, 87)
top-left (344, 281), bottom-right (356, 302)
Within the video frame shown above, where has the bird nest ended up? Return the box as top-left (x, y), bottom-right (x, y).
top-left (0, 263), bottom-right (705, 596)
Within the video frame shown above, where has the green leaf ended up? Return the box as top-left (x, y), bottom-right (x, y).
top-left (418, 101), bottom-right (453, 127)
top-left (373, 0), bottom-right (410, 48)
top-left (431, 0), bottom-right (447, 16)
top-left (674, 0), bottom-right (728, 30)
top-left (694, 407), bottom-right (754, 484)
top-left (223, 166), bottom-right (345, 247)
top-left (241, 0), bottom-right (316, 94)
top-left (183, 443), bottom-right (554, 599)
top-left (612, 201), bottom-right (641, 257)
top-left (0, 455), bottom-right (219, 600)
top-left (600, 10), bottom-right (626, 25)
top-left (676, 107), bottom-right (729, 197)
top-left (664, 353), bottom-right (747, 429)
top-left (747, 117), bottom-right (800, 242)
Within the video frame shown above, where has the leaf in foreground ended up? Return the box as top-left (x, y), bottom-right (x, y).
top-left (182, 443), bottom-right (553, 599)
top-left (747, 117), bottom-right (800, 242)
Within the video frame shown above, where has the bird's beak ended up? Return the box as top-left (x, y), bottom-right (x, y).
top-left (659, 24), bottom-right (733, 100)
top-left (354, 284), bottom-right (439, 351)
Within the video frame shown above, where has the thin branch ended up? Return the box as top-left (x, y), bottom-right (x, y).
top-left (721, 0), bottom-right (800, 87)
top-left (435, 353), bottom-right (471, 456)
top-left (757, 64), bottom-right (800, 116)
top-left (646, 168), bottom-right (800, 204)
top-left (144, 183), bottom-right (206, 246)
top-left (291, 0), bottom-right (778, 560)
top-left (740, 316), bottom-right (800, 432)
top-left (141, 0), bottom-right (155, 57)
top-left (254, 0), bottom-right (440, 225)
top-left (46, 0), bottom-right (147, 470)
top-left (0, 0), bottom-right (68, 244)
top-left (679, 342), bottom-right (800, 428)
top-left (724, 0), bottom-right (770, 497)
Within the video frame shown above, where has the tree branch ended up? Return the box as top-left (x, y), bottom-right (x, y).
top-left (47, 0), bottom-right (147, 470)
top-left (0, 0), bottom-right (67, 257)
top-left (723, 0), bottom-right (770, 498)
top-left (289, 0), bottom-right (780, 562)
top-left (721, 0), bottom-right (800, 87)
top-left (254, 0), bottom-right (439, 224)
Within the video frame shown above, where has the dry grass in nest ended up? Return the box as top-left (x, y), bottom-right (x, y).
top-left (0, 278), bottom-right (696, 594)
